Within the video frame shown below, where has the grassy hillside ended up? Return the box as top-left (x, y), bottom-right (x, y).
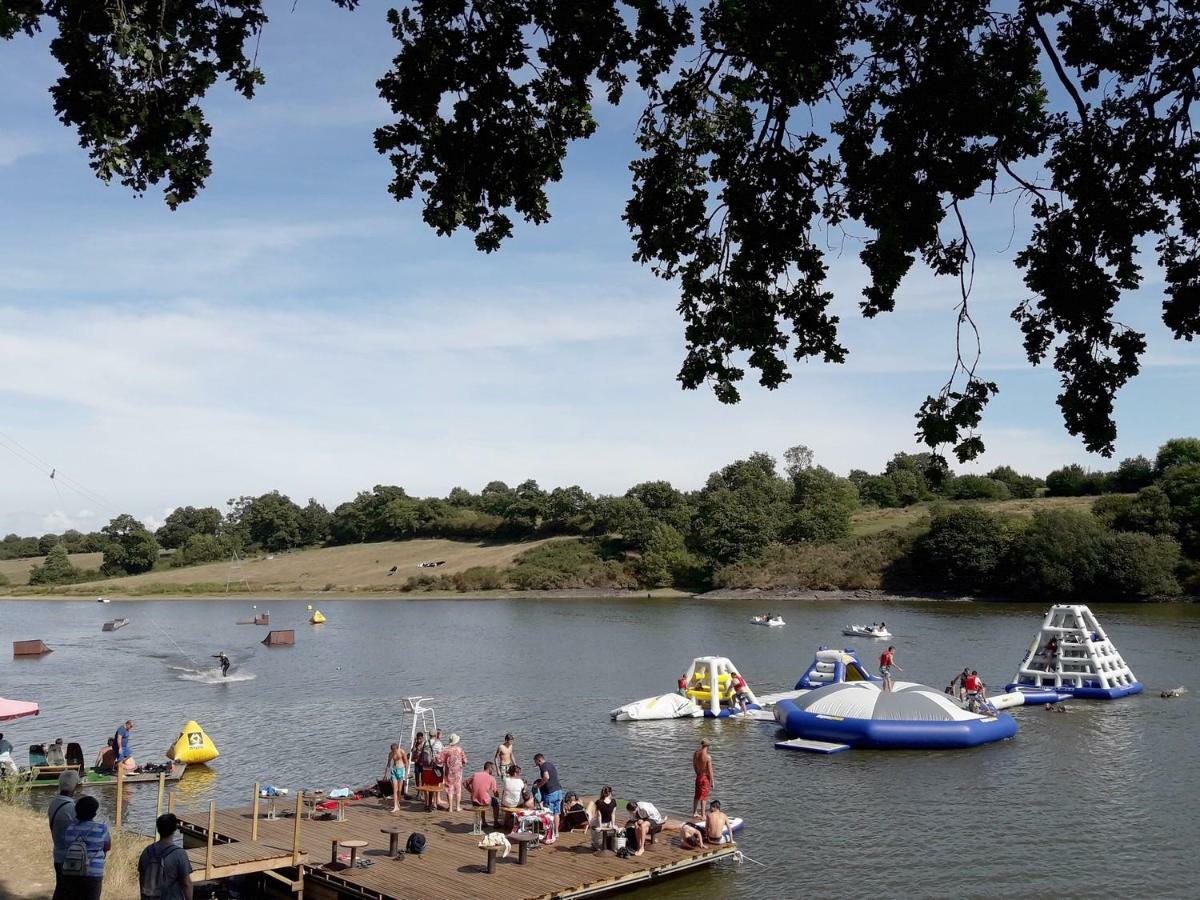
top-left (23, 538), bottom-right (565, 595)
top-left (848, 494), bottom-right (1101, 537)
top-left (0, 551), bottom-right (103, 586)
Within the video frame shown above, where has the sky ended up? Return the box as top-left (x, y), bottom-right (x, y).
top-left (0, 3), bottom-right (1196, 537)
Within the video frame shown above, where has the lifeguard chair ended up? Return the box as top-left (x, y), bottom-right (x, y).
top-left (682, 656), bottom-right (759, 717)
top-left (1007, 604), bottom-right (1142, 699)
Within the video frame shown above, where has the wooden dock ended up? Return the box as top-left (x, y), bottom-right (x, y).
top-left (176, 795), bottom-right (736, 900)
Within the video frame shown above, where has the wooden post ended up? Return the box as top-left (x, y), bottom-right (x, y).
top-left (115, 764), bottom-right (124, 828)
top-left (291, 793), bottom-right (303, 866)
top-left (167, 791), bottom-right (176, 815)
top-left (156, 772), bottom-right (166, 817)
top-left (251, 782), bottom-right (260, 842)
top-left (205, 800), bottom-right (216, 881)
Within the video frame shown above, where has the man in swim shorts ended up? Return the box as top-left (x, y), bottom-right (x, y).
top-left (494, 733), bottom-right (515, 773)
top-left (705, 799), bottom-right (730, 843)
top-left (692, 739), bottom-right (714, 817)
top-left (879, 647), bottom-right (901, 692)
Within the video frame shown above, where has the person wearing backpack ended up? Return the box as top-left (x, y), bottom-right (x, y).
top-left (138, 813), bottom-right (193, 900)
top-left (59, 795), bottom-right (110, 900)
top-left (48, 770), bottom-right (80, 900)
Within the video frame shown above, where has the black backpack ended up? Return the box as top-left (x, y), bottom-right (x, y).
top-left (405, 832), bottom-right (426, 855)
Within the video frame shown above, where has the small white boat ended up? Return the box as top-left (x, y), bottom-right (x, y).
top-left (751, 615), bottom-right (786, 628)
top-left (842, 625), bottom-right (891, 639)
top-left (96, 596), bottom-right (110, 604)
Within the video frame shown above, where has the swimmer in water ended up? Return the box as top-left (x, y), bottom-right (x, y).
top-left (212, 652), bottom-right (230, 677)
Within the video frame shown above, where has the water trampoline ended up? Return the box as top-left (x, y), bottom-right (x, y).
top-left (774, 681), bottom-right (1017, 750)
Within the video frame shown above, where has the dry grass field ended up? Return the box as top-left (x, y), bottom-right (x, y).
top-left (0, 552), bottom-right (103, 586)
top-left (849, 494), bottom-right (1103, 537)
top-left (46, 537), bottom-right (567, 595)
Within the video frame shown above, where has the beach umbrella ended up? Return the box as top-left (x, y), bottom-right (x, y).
top-left (0, 697), bottom-right (40, 722)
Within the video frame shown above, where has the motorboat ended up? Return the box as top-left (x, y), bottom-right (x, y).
top-left (842, 624), bottom-right (891, 639)
top-left (751, 614), bottom-right (786, 627)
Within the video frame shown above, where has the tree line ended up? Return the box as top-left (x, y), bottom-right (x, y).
top-left (13, 437), bottom-right (1200, 600)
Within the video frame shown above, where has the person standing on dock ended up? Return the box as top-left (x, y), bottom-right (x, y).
top-left (48, 770), bottom-right (79, 897)
top-left (692, 739), bottom-right (714, 818)
top-left (114, 720), bottom-right (134, 766)
top-left (138, 813), bottom-right (192, 900)
top-left (879, 647), bottom-right (902, 692)
top-left (438, 735), bottom-right (468, 812)
top-left (384, 743), bottom-right (408, 813)
top-left (532, 753), bottom-right (563, 814)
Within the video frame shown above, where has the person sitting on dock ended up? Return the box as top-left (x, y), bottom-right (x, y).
top-left (587, 785), bottom-right (617, 828)
top-left (532, 753), bottom-right (563, 814)
top-left (624, 801), bottom-right (666, 856)
top-left (138, 813), bottom-right (192, 900)
top-left (500, 765), bottom-right (534, 829)
top-left (704, 799), bottom-right (731, 844)
top-left (94, 739), bottom-right (116, 775)
top-left (559, 792), bottom-right (589, 832)
top-left (465, 761), bottom-right (500, 829)
top-left (680, 819), bottom-right (706, 849)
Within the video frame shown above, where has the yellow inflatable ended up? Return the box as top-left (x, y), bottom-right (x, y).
top-left (310, 609), bottom-right (326, 624)
top-left (167, 720), bottom-right (219, 765)
top-left (685, 673), bottom-right (734, 704)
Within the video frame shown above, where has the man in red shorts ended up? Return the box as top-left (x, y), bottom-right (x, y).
top-left (691, 738), bottom-right (714, 817)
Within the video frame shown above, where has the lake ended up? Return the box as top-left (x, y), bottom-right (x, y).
top-left (4, 596), bottom-right (1198, 898)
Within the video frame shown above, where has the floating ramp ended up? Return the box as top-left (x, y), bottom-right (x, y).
top-left (775, 738), bottom-right (851, 754)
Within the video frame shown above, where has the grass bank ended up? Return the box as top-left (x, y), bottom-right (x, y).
top-left (0, 803), bottom-right (143, 899)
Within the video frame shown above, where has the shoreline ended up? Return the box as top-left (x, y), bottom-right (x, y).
top-left (3, 587), bottom-right (1195, 603)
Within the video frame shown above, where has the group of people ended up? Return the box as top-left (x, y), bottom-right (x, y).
top-left (46, 770), bottom-right (193, 900)
top-left (947, 667), bottom-right (992, 711)
top-left (385, 731), bottom-right (733, 859)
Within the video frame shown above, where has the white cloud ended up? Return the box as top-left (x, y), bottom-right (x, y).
top-left (0, 133), bottom-right (41, 167)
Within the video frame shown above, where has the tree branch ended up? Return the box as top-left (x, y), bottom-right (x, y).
top-left (1027, 11), bottom-right (1089, 125)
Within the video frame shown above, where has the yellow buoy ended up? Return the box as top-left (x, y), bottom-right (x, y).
top-left (309, 609), bottom-right (326, 624)
top-left (166, 720), bottom-right (219, 765)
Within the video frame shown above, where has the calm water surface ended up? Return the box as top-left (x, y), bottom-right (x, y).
top-left (3, 597), bottom-right (1197, 899)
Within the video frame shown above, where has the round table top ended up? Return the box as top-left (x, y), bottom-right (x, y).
top-left (380, 825), bottom-right (404, 834)
top-left (340, 839), bottom-right (369, 849)
top-left (508, 832), bottom-right (538, 843)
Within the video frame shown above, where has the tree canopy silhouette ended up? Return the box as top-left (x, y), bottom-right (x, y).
top-left (8, 1), bottom-right (1198, 459)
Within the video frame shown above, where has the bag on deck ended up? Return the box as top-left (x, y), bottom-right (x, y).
top-left (406, 832), bottom-right (427, 855)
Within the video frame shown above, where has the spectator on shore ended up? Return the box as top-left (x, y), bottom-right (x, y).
top-left (532, 753), bottom-right (563, 814)
top-left (48, 770), bottom-right (79, 897)
top-left (692, 739), bottom-right (714, 817)
top-left (624, 800), bottom-right (666, 857)
top-left (465, 761), bottom-right (500, 828)
top-left (59, 795), bottom-right (109, 900)
top-left (438, 734), bottom-right (468, 812)
top-left (138, 813), bottom-right (192, 900)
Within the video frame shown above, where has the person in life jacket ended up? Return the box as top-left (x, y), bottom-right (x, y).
top-left (212, 652), bottom-right (230, 677)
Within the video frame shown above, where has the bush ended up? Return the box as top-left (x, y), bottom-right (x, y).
top-left (1092, 533), bottom-right (1181, 599)
top-left (509, 540), bottom-right (635, 590)
top-left (1159, 463), bottom-right (1200, 553)
top-left (0, 572), bottom-right (9, 587)
top-left (1044, 464), bottom-right (1105, 497)
top-left (787, 467), bottom-right (858, 542)
top-left (713, 531), bottom-right (917, 591)
top-left (1004, 510), bottom-right (1106, 597)
top-left (985, 466), bottom-right (1042, 499)
top-left (1155, 437), bottom-right (1200, 475)
top-left (28, 545), bottom-right (82, 585)
top-left (913, 508), bottom-right (1009, 591)
top-left (859, 476), bottom-right (900, 508)
top-left (1110, 455), bottom-right (1155, 492)
top-left (948, 475), bottom-right (1011, 501)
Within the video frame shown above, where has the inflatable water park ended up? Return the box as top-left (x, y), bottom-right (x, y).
top-left (1006, 603), bottom-right (1142, 701)
top-left (611, 656), bottom-right (760, 720)
top-left (795, 647), bottom-right (879, 689)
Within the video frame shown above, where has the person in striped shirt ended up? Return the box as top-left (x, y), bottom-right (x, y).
top-left (59, 795), bottom-right (110, 900)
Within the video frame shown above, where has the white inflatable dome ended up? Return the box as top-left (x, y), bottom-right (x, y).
top-left (790, 681), bottom-right (981, 722)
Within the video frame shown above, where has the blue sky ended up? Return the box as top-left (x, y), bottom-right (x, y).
top-left (1, 3), bottom-right (1195, 536)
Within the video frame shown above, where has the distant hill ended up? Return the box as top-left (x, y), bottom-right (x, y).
top-left (0, 552), bottom-right (103, 587)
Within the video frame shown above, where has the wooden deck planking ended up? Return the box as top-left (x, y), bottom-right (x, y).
top-left (178, 797), bottom-right (734, 900)
top-left (187, 840), bottom-right (310, 881)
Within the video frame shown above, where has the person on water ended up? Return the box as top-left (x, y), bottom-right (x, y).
top-left (879, 647), bottom-right (902, 692)
top-left (213, 652), bottom-right (230, 678)
top-left (949, 667), bottom-right (971, 700)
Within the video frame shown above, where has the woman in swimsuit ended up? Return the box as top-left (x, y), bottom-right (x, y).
top-left (385, 743), bottom-right (409, 812)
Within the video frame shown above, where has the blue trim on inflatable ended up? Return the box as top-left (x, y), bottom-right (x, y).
top-left (1005, 681), bottom-right (1142, 700)
top-left (774, 700), bottom-right (1017, 750)
top-left (702, 703), bottom-right (763, 719)
top-left (795, 649), bottom-right (881, 690)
